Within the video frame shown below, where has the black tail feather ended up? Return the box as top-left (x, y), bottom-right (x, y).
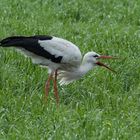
top-left (0, 36), bottom-right (28, 47)
top-left (0, 35), bottom-right (53, 47)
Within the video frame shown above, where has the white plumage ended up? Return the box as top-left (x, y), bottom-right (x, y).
top-left (38, 37), bottom-right (82, 70)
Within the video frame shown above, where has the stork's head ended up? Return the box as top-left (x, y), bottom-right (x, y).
top-left (83, 51), bottom-right (116, 73)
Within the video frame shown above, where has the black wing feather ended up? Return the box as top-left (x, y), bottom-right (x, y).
top-left (0, 35), bottom-right (63, 63)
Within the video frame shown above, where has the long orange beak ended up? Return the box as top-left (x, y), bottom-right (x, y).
top-left (98, 55), bottom-right (118, 59)
top-left (96, 55), bottom-right (117, 73)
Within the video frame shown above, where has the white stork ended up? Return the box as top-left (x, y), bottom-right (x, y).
top-left (0, 35), bottom-right (116, 104)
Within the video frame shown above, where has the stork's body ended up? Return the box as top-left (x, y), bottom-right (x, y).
top-left (0, 35), bottom-right (116, 104)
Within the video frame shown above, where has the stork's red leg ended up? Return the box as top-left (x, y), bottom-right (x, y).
top-left (53, 70), bottom-right (59, 104)
top-left (45, 73), bottom-right (53, 99)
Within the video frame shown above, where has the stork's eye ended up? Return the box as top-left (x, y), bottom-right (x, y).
top-left (93, 55), bottom-right (99, 58)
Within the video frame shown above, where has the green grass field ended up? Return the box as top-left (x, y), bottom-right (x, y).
top-left (0, 0), bottom-right (140, 139)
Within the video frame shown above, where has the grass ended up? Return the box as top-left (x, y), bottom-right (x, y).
top-left (0, 0), bottom-right (140, 139)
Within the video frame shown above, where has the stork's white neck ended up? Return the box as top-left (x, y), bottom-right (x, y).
top-left (78, 62), bottom-right (95, 77)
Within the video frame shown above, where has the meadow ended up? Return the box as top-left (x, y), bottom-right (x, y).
top-left (0, 0), bottom-right (140, 139)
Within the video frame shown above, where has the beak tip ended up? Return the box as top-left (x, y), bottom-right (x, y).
top-left (96, 61), bottom-right (116, 73)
